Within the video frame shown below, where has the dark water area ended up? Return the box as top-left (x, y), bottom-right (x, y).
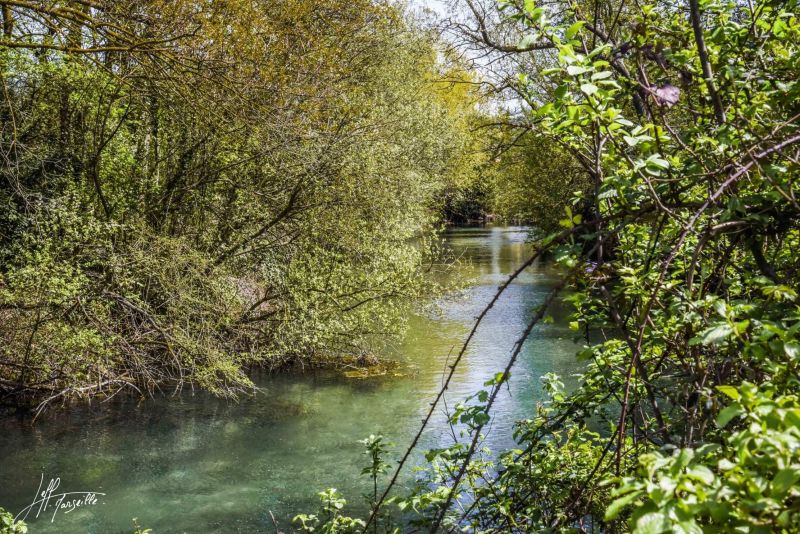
top-left (0, 226), bottom-right (583, 533)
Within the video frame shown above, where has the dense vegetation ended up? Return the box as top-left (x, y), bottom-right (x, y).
top-left (2, 0), bottom-right (799, 532)
top-left (292, 0), bottom-right (800, 532)
top-left (0, 0), bottom-right (487, 412)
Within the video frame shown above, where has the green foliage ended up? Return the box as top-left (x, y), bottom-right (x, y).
top-left (360, 435), bottom-right (392, 504)
top-left (389, 375), bottom-right (611, 531)
top-left (488, 132), bottom-right (591, 231)
top-left (0, 509), bottom-right (26, 534)
top-left (294, 436), bottom-right (398, 534)
top-left (0, 1), bottom-right (482, 410)
top-left (293, 489), bottom-right (367, 534)
top-left (440, 121), bottom-right (590, 231)
top-left (302, 0), bottom-right (800, 531)
top-left (608, 382), bottom-right (800, 532)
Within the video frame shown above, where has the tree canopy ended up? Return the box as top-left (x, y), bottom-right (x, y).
top-left (0, 0), bottom-right (484, 411)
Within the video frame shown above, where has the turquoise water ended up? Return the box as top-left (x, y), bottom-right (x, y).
top-left (0, 226), bottom-right (582, 533)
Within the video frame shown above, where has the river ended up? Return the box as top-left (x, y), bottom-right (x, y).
top-left (0, 226), bottom-right (581, 533)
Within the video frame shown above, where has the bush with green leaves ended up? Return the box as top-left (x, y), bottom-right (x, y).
top-left (0, 1), bottom-right (482, 411)
top-left (607, 380), bottom-right (800, 531)
top-left (301, 0), bottom-right (800, 531)
top-left (0, 509), bottom-right (26, 534)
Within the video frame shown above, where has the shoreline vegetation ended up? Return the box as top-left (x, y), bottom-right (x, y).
top-left (3, 0), bottom-right (800, 532)
top-left (0, 0), bottom-right (490, 415)
top-left (0, 0), bottom-right (571, 417)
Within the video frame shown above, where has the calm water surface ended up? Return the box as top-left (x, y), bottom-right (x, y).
top-left (0, 226), bottom-right (582, 533)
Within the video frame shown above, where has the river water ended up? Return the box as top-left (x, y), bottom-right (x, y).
top-left (0, 226), bottom-right (581, 533)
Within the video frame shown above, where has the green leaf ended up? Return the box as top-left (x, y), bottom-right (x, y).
top-left (716, 404), bottom-right (743, 428)
top-left (716, 385), bottom-right (740, 401)
top-left (624, 135), bottom-right (639, 147)
top-left (634, 510), bottom-right (670, 534)
top-left (524, 0), bottom-right (536, 15)
top-left (771, 468), bottom-right (800, 498)
top-left (702, 324), bottom-right (733, 345)
top-left (718, 458), bottom-right (736, 471)
top-left (580, 83), bottom-right (598, 96)
top-left (645, 155), bottom-right (670, 170)
top-left (554, 84), bottom-right (569, 99)
top-left (784, 342), bottom-right (800, 359)
top-left (536, 102), bottom-right (554, 115)
top-left (687, 465), bottom-right (715, 485)
top-left (566, 21), bottom-right (585, 40)
top-left (484, 371), bottom-right (508, 386)
top-left (604, 490), bottom-right (641, 520)
top-left (598, 188), bottom-right (618, 199)
top-left (566, 65), bottom-right (589, 76)
top-left (474, 411), bottom-right (490, 426)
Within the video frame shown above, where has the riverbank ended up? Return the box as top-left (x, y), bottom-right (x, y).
top-left (0, 227), bottom-right (580, 532)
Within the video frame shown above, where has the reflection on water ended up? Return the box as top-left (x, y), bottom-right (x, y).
top-left (0, 226), bottom-right (582, 533)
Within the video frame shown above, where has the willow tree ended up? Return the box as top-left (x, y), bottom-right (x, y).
top-left (0, 1), bottom-right (483, 411)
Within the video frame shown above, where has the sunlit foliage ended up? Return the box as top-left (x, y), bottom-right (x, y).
top-left (0, 1), bottom-right (482, 411)
top-left (305, 0), bottom-right (800, 531)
